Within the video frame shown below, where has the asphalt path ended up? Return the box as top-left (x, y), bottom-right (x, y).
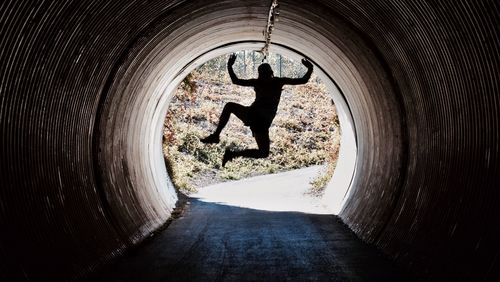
top-left (192, 165), bottom-right (329, 214)
top-left (91, 167), bottom-right (409, 281)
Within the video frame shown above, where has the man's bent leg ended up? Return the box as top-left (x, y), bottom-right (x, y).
top-left (214, 102), bottom-right (249, 135)
top-left (202, 102), bottom-right (249, 144)
top-left (222, 130), bottom-right (270, 166)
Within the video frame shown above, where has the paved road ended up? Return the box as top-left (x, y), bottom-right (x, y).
top-left (92, 168), bottom-right (409, 281)
top-left (193, 165), bottom-right (329, 214)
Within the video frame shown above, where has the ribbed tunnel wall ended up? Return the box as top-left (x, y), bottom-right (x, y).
top-left (1, 0), bottom-right (498, 281)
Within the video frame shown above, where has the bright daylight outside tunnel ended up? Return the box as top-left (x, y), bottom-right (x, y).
top-left (0, 0), bottom-right (499, 281)
top-left (162, 50), bottom-right (345, 210)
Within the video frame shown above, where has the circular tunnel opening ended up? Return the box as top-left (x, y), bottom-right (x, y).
top-left (161, 47), bottom-right (356, 214)
top-left (95, 0), bottom-right (404, 240)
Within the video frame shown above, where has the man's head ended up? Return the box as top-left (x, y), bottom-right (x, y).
top-left (258, 63), bottom-right (274, 79)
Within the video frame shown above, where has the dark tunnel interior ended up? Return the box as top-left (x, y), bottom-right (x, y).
top-left (1, 0), bottom-right (499, 281)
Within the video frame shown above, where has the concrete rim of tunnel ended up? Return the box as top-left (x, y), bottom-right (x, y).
top-left (93, 0), bottom-right (406, 243)
top-left (154, 40), bottom-right (358, 214)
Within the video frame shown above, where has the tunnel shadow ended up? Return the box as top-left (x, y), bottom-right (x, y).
top-left (89, 199), bottom-right (411, 282)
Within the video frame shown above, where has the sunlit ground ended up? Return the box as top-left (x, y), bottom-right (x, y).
top-left (192, 165), bottom-right (331, 215)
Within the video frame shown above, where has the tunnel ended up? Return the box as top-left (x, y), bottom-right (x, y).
top-left (0, 0), bottom-right (499, 281)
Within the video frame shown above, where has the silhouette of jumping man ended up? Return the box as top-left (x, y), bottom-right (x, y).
top-left (201, 53), bottom-right (314, 167)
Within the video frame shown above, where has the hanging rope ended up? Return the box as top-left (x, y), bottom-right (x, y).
top-left (260, 0), bottom-right (279, 62)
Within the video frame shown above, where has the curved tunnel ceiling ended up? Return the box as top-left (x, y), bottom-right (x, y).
top-left (1, 0), bottom-right (499, 281)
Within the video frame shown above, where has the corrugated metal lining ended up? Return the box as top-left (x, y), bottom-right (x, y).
top-left (0, 0), bottom-right (498, 281)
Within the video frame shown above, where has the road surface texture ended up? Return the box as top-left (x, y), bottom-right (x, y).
top-left (91, 167), bottom-right (410, 281)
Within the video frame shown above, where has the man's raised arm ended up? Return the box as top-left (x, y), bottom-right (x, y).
top-left (280, 58), bottom-right (314, 85)
top-left (228, 54), bottom-right (255, 87)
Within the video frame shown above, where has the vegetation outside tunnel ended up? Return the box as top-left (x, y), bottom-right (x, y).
top-left (163, 51), bottom-right (341, 194)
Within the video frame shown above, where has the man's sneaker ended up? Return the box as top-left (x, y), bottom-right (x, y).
top-left (200, 134), bottom-right (220, 144)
